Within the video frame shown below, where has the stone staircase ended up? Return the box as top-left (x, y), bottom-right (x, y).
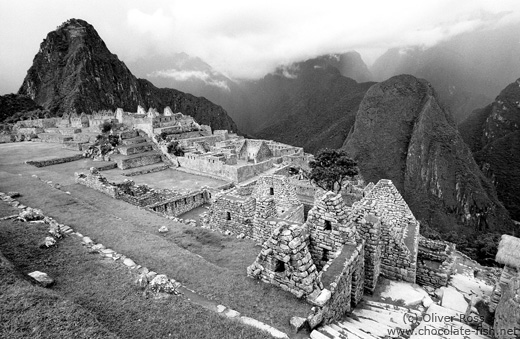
top-left (310, 300), bottom-right (421, 339)
top-left (110, 131), bottom-right (167, 171)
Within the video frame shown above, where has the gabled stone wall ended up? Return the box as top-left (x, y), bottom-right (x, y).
top-left (203, 193), bottom-right (256, 237)
top-left (354, 179), bottom-right (419, 283)
top-left (247, 222), bottom-right (320, 298)
top-left (251, 175), bottom-right (302, 216)
top-left (306, 192), bottom-right (357, 271)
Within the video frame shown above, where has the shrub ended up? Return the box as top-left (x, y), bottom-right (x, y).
top-left (166, 141), bottom-right (184, 156)
top-left (99, 121), bottom-right (113, 133)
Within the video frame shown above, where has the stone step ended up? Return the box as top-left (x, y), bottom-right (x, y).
top-left (121, 137), bottom-right (146, 145)
top-left (37, 133), bottom-right (74, 143)
top-left (111, 151), bottom-right (163, 170)
top-left (73, 132), bottom-right (99, 143)
top-left (119, 130), bottom-right (139, 140)
top-left (118, 142), bottom-right (153, 156)
top-left (62, 141), bottom-right (88, 151)
top-left (122, 163), bottom-right (170, 176)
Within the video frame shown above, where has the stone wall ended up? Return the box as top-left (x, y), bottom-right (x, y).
top-left (306, 192), bottom-right (357, 271)
top-left (75, 171), bottom-right (117, 198)
top-left (309, 242), bottom-right (365, 327)
top-left (491, 265), bottom-right (520, 312)
top-left (203, 193), bottom-right (256, 237)
top-left (27, 154), bottom-right (84, 167)
top-left (352, 209), bottom-right (382, 293)
top-left (416, 237), bottom-right (454, 288)
top-left (353, 179), bottom-right (419, 283)
top-left (75, 169), bottom-right (209, 217)
top-left (147, 191), bottom-right (209, 217)
top-left (494, 275), bottom-right (520, 339)
top-left (251, 198), bottom-right (279, 244)
top-left (247, 223), bottom-right (320, 299)
top-left (235, 158), bottom-right (281, 182)
top-left (251, 175), bottom-right (302, 215)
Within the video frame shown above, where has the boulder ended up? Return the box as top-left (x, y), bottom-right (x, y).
top-left (148, 274), bottom-right (179, 294)
top-left (158, 226), bottom-right (169, 233)
top-left (39, 236), bottom-right (57, 248)
top-left (28, 271), bottom-right (54, 287)
top-left (290, 316), bottom-right (307, 332)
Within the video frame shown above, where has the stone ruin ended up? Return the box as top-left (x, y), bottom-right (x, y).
top-left (75, 168), bottom-right (210, 217)
top-left (201, 174), bottom-right (456, 327)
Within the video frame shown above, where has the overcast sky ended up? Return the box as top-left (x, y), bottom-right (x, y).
top-left (1, 0), bottom-right (520, 94)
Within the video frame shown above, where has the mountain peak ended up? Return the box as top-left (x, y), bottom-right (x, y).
top-left (344, 74), bottom-right (513, 238)
top-left (15, 19), bottom-right (238, 132)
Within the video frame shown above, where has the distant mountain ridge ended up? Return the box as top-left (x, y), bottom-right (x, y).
top-left (15, 19), bottom-right (238, 132)
top-left (130, 51), bottom-right (375, 151)
top-left (459, 78), bottom-right (520, 221)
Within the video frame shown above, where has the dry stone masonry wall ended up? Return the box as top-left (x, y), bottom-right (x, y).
top-left (416, 236), bottom-right (455, 288)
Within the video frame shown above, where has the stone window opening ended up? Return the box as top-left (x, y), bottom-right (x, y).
top-left (322, 249), bottom-right (329, 262)
top-left (269, 187), bottom-right (274, 195)
top-left (274, 259), bottom-right (285, 273)
top-left (226, 211), bottom-right (231, 220)
top-left (324, 220), bottom-right (332, 231)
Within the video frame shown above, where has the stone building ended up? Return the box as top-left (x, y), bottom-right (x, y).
top-left (492, 234), bottom-right (520, 338)
top-left (491, 235), bottom-right (520, 311)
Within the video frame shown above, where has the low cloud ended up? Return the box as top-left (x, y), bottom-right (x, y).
top-left (150, 69), bottom-right (231, 91)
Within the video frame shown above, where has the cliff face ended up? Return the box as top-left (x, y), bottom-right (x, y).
top-left (17, 19), bottom-right (238, 132)
top-left (343, 75), bottom-right (513, 236)
top-left (459, 79), bottom-right (520, 220)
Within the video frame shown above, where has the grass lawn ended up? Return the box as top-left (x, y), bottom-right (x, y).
top-left (0, 143), bottom-right (312, 335)
top-left (0, 202), bottom-right (273, 339)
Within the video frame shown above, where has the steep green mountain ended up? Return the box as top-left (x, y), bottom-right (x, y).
top-left (343, 75), bottom-right (514, 261)
top-left (459, 79), bottom-right (520, 221)
top-left (16, 19), bottom-right (238, 132)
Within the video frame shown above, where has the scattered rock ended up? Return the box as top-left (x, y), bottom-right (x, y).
top-left (123, 258), bottom-right (136, 267)
top-left (135, 273), bottom-right (148, 289)
top-left (7, 192), bottom-right (20, 198)
top-left (422, 295), bottom-right (434, 308)
top-left (148, 275), bottom-right (178, 294)
top-left (146, 271), bottom-right (157, 281)
top-left (158, 226), bottom-right (169, 233)
top-left (224, 309), bottom-right (240, 318)
top-left (18, 207), bottom-right (44, 221)
top-left (310, 289), bottom-right (331, 307)
top-left (237, 233), bottom-right (245, 239)
top-left (91, 244), bottom-right (106, 251)
top-left (39, 236), bottom-right (57, 248)
top-left (28, 271), bottom-right (54, 287)
top-left (289, 316), bottom-right (307, 332)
